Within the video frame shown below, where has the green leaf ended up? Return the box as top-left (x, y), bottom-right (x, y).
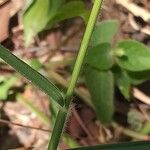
top-left (23, 0), bottom-right (51, 46)
top-left (90, 20), bottom-right (119, 47)
top-left (112, 66), bottom-right (131, 99)
top-left (127, 110), bottom-right (143, 131)
top-left (0, 76), bottom-right (17, 100)
top-left (23, 0), bottom-right (34, 13)
top-left (23, 0), bottom-right (88, 46)
top-left (85, 66), bottom-right (114, 124)
top-left (52, 0), bottom-right (89, 25)
top-left (85, 43), bottom-right (114, 70)
top-left (127, 70), bottom-right (150, 85)
top-left (115, 40), bottom-right (150, 71)
top-left (50, 0), bottom-right (65, 14)
top-left (0, 44), bottom-right (64, 107)
top-left (50, 99), bottom-right (59, 125)
top-left (69, 141), bottom-right (150, 150)
top-left (113, 66), bottom-right (150, 99)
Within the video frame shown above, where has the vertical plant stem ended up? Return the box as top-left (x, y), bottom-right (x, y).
top-left (48, 0), bottom-right (103, 149)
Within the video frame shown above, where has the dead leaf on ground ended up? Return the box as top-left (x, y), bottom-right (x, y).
top-left (0, 1), bottom-right (11, 42)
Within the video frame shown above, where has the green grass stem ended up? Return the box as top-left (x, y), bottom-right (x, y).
top-left (48, 0), bottom-right (104, 149)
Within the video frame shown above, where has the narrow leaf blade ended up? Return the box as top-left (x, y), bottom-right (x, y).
top-left (69, 141), bottom-right (150, 150)
top-left (0, 45), bottom-right (64, 107)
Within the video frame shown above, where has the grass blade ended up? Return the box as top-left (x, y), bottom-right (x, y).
top-left (69, 141), bottom-right (150, 150)
top-left (0, 44), bottom-right (64, 107)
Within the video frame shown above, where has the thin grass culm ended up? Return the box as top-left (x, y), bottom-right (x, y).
top-left (47, 0), bottom-right (104, 149)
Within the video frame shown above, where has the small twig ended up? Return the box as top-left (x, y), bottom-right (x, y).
top-left (0, 0), bottom-right (10, 42)
top-left (112, 122), bottom-right (150, 140)
top-left (141, 27), bottom-right (150, 36)
top-left (0, 68), bottom-right (15, 74)
top-left (133, 88), bottom-right (150, 106)
top-left (72, 108), bottom-right (94, 140)
top-left (0, 0), bottom-right (10, 7)
top-left (25, 46), bottom-right (78, 52)
top-left (0, 118), bottom-right (51, 132)
top-left (61, 23), bottom-right (84, 47)
top-left (116, 0), bottom-right (150, 22)
top-left (128, 14), bottom-right (150, 36)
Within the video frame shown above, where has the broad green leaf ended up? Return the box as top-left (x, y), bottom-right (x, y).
top-left (85, 43), bottom-right (114, 70)
top-left (23, 0), bottom-right (88, 46)
top-left (69, 141), bottom-right (150, 150)
top-left (90, 20), bottom-right (119, 47)
top-left (50, 0), bottom-right (65, 14)
top-left (0, 76), bottom-right (17, 100)
top-left (0, 44), bottom-right (64, 107)
top-left (113, 67), bottom-right (150, 99)
top-left (23, 0), bottom-right (51, 46)
top-left (112, 66), bottom-right (131, 99)
top-left (85, 66), bottom-right (114, 124)
top-left (51, 1), bottom-right (90, 25)
top-left (115, 40), bottom-right (150, 71)
top-left (127, 70), bottom-right (150, 85)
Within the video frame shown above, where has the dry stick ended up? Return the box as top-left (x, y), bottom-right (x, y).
top-left (48, 1), bottom-right (104, 149)
top-left (0, 0), bottom-right (10, 7)
top-left (116, 0), bottom-right (150, 22)
top-left (72, 108), bottom-right (94, 140)
top-left (61, 23), bottom-right (84, 47)
top-left (0, 118), bottom-right (51, 132)
top-left (0, 1), bottom-right (10, 42)
top-left (133, 88), bottom-right (150, 106)
top-left (128, 14), bottom-right (150, 36)
top-left (112, 122), bottom-right (150, 141)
